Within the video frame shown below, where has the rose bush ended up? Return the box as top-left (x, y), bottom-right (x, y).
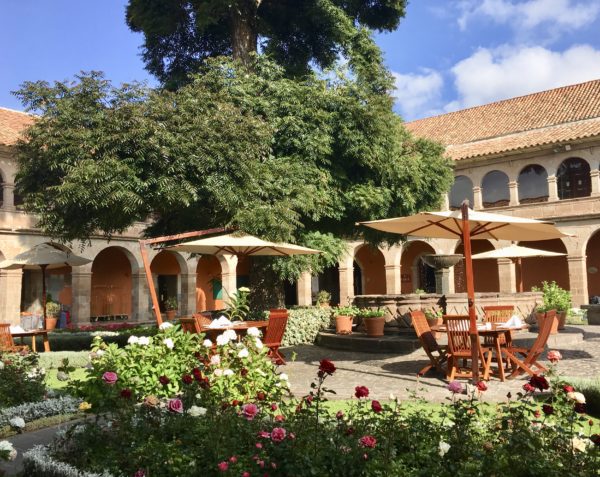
top-left (0, 351), bottom-right (46, 407)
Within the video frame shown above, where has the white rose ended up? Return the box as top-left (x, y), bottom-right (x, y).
top-left (138, 336), bottom-right (150, 346)
top-left (247, 327), bottom-right (261, 337)
top-left (254, 337), bottom-right (263, 350)
top-left (567, 392), bottom-right (586, 404)
top-left (188, 406), bottom-right (207, 417)
top-left (210, 354), bottom-right (221, 366)
top-left (127, 335), bottom-right (139, 345)
top-left (96, 350), bottom-right (104, 357)
top-left (572, 437), bottom-right (591, 453)
top-left (0, 361), bottom-right (5, 370)
top-left (159, 322), bottom-right (173, 330)
top-left (216, 334), bottom-right (230, 346)
top-left (203, 339), bottom-right (213, 348)
top-left (0, 440), bottom-right (17, 461)
top-left (438, 441), bottom-right (450, 457)
top-left (223, 329), bottom-right (237, 341)
top-left (9, 417), bottom-right (25, 429)
top-left (238, 348), bottom-right (249, 358)
top-left (163, 338), bottom-right (175, 350)
top-left (223, 369), bottom-right (234, 376)
top-left (213, 368), bottom-right (224, 377)
top-left (279, 373), bottom-right (289, 381)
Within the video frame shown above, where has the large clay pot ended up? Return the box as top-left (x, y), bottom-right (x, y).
top-left (426, 317), bottom-right (444, 339)
top-left (557, 311), bottom-right (567, 330)
top-left (45, 316), bottom-right (58, 330)
top-left (166, 310), bottom-right (176, 321)
top-left (335, 315), bottom-right (353, 335)
top-left (364, 316), bottom-right (385, 337)
top-left (536, 312), bottom-right (559, 334)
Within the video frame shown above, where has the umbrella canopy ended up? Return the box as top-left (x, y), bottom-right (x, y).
top-left (471, 244), bottom-right (566, 260)
top-left (167, 233), bottom-right (320, 256)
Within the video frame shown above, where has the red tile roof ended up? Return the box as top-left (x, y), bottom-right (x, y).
top-left (0, 107), bottom-right (35, 146)
top-left (405, 79), bottom-right (600, 160)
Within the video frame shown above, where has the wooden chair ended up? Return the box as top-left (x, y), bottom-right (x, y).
top-left (482, 305), bottom-right (515, 362)
top-left (410, 310), bottom-right (448, 376)
top-left (194, 313), bottom-right (213, 327)
top-left (0, 323), bottom-right (29, 353)
top-left (179, 316), bottom-right (202, 334)
top-left (504, 310), bottom-right (557, 378)
top-left (444, 315), bottom-right (491, 381)
top-left (264, 309), bottom-right (288, 365)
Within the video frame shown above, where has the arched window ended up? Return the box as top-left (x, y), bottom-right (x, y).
top-left (518, 164), bottom-right (548, 204)
top-left (557, 158), bottom-right (591, 199)
top-left (482, 170), bottom-right (509, 208)
top-left (449, 176), bottom-right (474, 210)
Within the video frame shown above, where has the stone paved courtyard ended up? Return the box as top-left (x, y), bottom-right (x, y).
top-left (284, 325), bottom-right (600, 402)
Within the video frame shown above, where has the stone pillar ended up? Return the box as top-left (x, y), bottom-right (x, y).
top-left (2, 183), bottom-right (15, 210)
top-left (131, 272), bottom-right (151, 322)
top-left (218, 255), bottom-right (238, 301)
top-left (179, 273), bottom-right (197, 316)
top-left (384, 264), bottom-right (401, 294)
top-left (296, 272), bottom-right (312, 306)
top-left (497, 258), bottom-right (516, 293)
top-left (71, 270), bottom-right (93, 325)
top-left (434, 268), bottom-right (451, 295)
top-left (448, 267), bottom-right (456, 294)
top-left (590, 170), bottom-right (600, 196)
top-left (508, 181), bottom-right (519, 206)
top-left (0, 269), bottom-right (22, 325)
top-left (473, 186), bottom-right (483, 210)
top-left (338, 256), bottom-right (355, 305)
top-left (442, 194), bottom-right (450, 211)
top-left (567, 255), bottom-right (588, 307)
top-left (547, 175), bottom-right (559, 202)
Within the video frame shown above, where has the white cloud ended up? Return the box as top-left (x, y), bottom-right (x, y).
top-left (457, 0), bottom-right (600, 32)
top-left (392, 69), bottom-right (444, 120)
top-left (447, 44), bottom-right (600, 109)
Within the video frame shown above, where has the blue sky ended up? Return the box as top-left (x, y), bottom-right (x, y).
top-left (2, 0), bottom-right (600, 121)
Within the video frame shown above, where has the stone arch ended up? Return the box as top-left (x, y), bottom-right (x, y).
top-left (454, 240), bottom-right (498, 292)
top-left (557, 157), bottom-right (591, 200)
top-left (150, 250), bottom-right (183, 312)
top-left (585, 229), bottom-right (600, 300)
top-left (449, 175), bottom-right (474, 210)
top-left (196, 255), bottom-right (223, 312)
top-left (481, 170), bottom-right (510, 208)
top-left (518, 164), bottom-right (548, 204)
top-left (91, 246), bottom-right (135, 319)
top-left (354, 244), bottom-right (386, 294)
top-left (517, 239), bottom-right (569, 291)
top-left (401, 241), bottom-right (435, 293)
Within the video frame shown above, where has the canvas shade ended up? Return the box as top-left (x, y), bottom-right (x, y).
top-left (167, 233), bottom-right (320, 256)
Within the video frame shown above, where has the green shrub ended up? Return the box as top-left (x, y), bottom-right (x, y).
top-left (357, 308), bottom-right (385, 318)
top-left (0, 352), bottom-right (47, 408)
top-left (282, 307), bottom-right (331, 347)
top-left (533, 281), bottom-right (572, 312)
top-left (38, 352), bottom-right (90, 370)
top-left (331, 305), bottom-right (360, 317)
top-left (568, 377), bottom-right (600, 417)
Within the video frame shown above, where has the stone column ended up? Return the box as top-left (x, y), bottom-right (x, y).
top-left (131, 272), bottom-right (151, 322)
top-left (0, 269), bottom-right (22, 325)
top-left (71, 270), bottom-right (93, 325)
top-left (442, 194), bottom-right (450, 211)
top-left (218, 255), bottom-right (238, 301)
top-left (296, 272), bottom-right (312, 306)
top-left (2, 183), bottom-right (15, 210)
top-left (179, 273), bottom-right (197, 316)
top-left (547, 175), bottom-right (559, 202)
top-left (448, 267), bottom-right (456, 294)
top-left (508, 181), bottom-right (519, 206)
top-left (338, 256), bottom-right (355, 305)
top-left (590, 169), bottom-right (600, 196)
top-left (434, 268), bottom-right (451, 295)
top-left (497, 258), bottom-right (516, 293)
top-left (567, 255), bottom-right (588, 307)
top-left (384, 264), bottom-right (401, 295)
top-left (473, 186), bottom-right (483, 210)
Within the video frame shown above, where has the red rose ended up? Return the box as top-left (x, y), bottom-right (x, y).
top-left (563, 385), bottom-right (574, 393)
top-left (182, 374), bottom-right (193, 384)
top-left (336, 410), bottom-right (344, 420)
top-left (120, 388), bottom-right (132, 399)
top-left (271, 403), bottom-right (278, 411)
top-left (318, 359), bottom-right (336, 376)
top-left (159, 375), bottom-right (170, 386)
top-left (241, 368), bottom-right (249, 377)
top-left (345, 427), bottom-right (355, 435)
top-left (305, 395), bottom-right (313, 405)
top-left (523, 383), bottom-right (535, 393)
top-left (591, 434), bottom-right (600, 446)
top-left (256, 391), bottom-right (266, 401)
top-left (359, 435), bottom-right (377, 448)
top-left (270, 427), bottom-right (287, 443)
top-left (275, 415), bottom-right (285, 422)
top-left (574, 403), bottom-right (586, 414)
top-left (229, 456), bottom-right (237, 464)
top-left (217, 461), bottom-right (228, 472)
top-left (192, 368), bottom-right (202, 381)
top-left (371, 400), bottom-right (383, 413)
top-left (355, 386), bottom-right (369, 399)
top-left (232, 400), bottom-right (240, 407)
top-left (542, 404), bottom-right (554, 415)
top-left (529, 375), bottom-right (549, 391)
top-left (476, 381), bottom-right (488, 392)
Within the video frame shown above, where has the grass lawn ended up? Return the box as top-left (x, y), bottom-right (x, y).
top-left (45, 367), bottom-right (88, 390)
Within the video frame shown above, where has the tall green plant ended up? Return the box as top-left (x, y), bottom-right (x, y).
top-left (225, 287), bottom-right (251, 322)
top-left (534, 281), bottom-right (572, 312)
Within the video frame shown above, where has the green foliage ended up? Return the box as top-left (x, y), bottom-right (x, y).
top-left (316, 290), bottom-right (332, 305)
top-left (424, 308), bottom-right (443, 320)
top-left (224, 287), bottom-right (251, 321)
top-left (281, 307), bottom-right (332, 347)
top-left (45, 301), bottom-right (61, 317)
top-left (357, 308), bottom-right (385, 318)
top-left (164, 296), bottom-right (178, 311)
top-left (0, 352), bottom-right (47, 408)
top-left (568, 377), bottom-right (600, 417)
top-left (533, 281), bottom-right (572, 312)
top-left (332, 305), bottom-right (360, 317)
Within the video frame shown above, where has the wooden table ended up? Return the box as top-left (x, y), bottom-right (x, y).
top-left (12, 329), bottom-right (51, 352)
top-left (199, 320), bottom-right (269, 343)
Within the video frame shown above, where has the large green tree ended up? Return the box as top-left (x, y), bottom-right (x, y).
top-left (126, 0), bottom-right (407, 87)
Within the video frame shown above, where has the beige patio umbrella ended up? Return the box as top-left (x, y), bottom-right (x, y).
top-left (0, 243), bottom-right (91, 328)
top-left (359, 202), bottom-right (570, 381)
top-left (472, 244), bottom-right (566, 292)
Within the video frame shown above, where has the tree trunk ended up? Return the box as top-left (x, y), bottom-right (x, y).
top-left (230, 0), bottom-right (260, 64)
top-left (248, 257), bottom-right (285, 314)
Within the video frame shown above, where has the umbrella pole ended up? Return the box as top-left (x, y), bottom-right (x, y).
top-left (461, 201), bottom-right (479, 383)
top-left (41, 264), bottom-right (47, 330)
top-left (517, 257), bottom-right (524, 293)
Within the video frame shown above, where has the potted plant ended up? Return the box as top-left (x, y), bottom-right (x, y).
top-left (332, 305), bottom-right (359, 335)
top-left (45, 301), bottom-right (61, 330)
top-left (533, 281), bottom-right (571, 333)
top-left (358, 308), bottom-right (386, 337)
top-left (164, 297), bottom-right (178, 321)
top-left (424, 308), bottom-right (444, 338)
top-left (316, 290), bottom-right (332, 308)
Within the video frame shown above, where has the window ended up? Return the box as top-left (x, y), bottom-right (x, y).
top-left (449, 176), bottom-right (474, 210)
top-left (518, 164), bottom-right (548, 204)
top-left (482, 170), bottom-right (509, 208)
top-left (557, 158), bottom-right (591, 199)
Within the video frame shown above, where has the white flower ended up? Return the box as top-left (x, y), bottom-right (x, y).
top-left (223, 369), bottom-right (234, 376)
top-left (9, 417), bottom-right (25, 429)
top-left (223, 329), bottom-right (237, 341)
top-left (96, 350), bottom-right (105, 356)
top-left (254, 337), bottom-right (263, 350)
top-left (0, 361), bottom-right (5, 370)
top-left (238, 348), bottom-right (249, 358)
top-left (279, 373), bottom-right (289, 381)
top-left (127, 335), bottom-right (139, 345)
top-left (210, 354), bottom-right (221, 366)
top-left (438, 441), bottom-right (450, 457)
top-left (159, 322), bottom-right (173, 330)
top-left (572, 437), bottom-right (591, 453)
top-left (0, 440), bottom-right (16, 461)
top-left (389, 392), bottom-right (396, 401)
top-left (216, 334), bottom-right (231, 346)
top-left (163, 338), bottom-right (175, 350)
top-left (238, 287), bottom-right (250, 293)
top-left (203, 339), bottom-right (213, 348)
top-left (247, 327), bottom-right (261, 337)
top-left (567, 392), bottom-right (586, 404)
top-left (138, 336), bottom-right (150, 346)
top-left (213, 368), bottom-right (224, 377)
top-left (188, 406), bottom-right (207, 417)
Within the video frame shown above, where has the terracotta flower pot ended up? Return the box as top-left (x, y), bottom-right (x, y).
top-left (166, 310), bottom-right (176, 321)
top-left (557, 311), bottom-right (567, 330)
top-left (45, 316), bottom-right (58, 330)
top-left (364, 316), bottom-right (385, 337)
top-left (335, 315), bottom-right (353, 335)
top-left (427, 317), bottom-right (443, 339)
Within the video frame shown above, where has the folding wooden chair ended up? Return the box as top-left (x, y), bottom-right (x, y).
top-left (504, 310), bottom-right (557, 378)
top-left (444, 315), bottom-right (491, 381)
top-left (410, 310), bottom-right (448, 375)
top-left (179, 316), bottom-right (202, 334)
top-left (264, 309), bottom-right (288, 365)
top-left (0, 323), bottom-right (29, 353)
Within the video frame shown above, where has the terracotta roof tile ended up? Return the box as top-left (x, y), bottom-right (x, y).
top-left (0, 107), bottom-right (35, 146)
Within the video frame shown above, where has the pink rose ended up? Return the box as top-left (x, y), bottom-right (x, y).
top-left (217, 461), bottom-right (228, 472)
top-left (447, 380), bottom-right (463, 394)
top-left (271, 427), bottom-right (287, 443)
top-left (168, 398), bottom-right (183, 414)
top-left (242, 472), bottom-right (251, 477)
top-left (547, 350), bottom-right (562, 363)
top-left (134, 470), bottom-right (146, 477)
top-left (359, 435), bottom-right (377, 448)
top-left (102, 371), bottom-right (118, 385)
top-left (242, 403), bottom-right (260, 421)
top-left (258, 430), bottom-right (270, 439)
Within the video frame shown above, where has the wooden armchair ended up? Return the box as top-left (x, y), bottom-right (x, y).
top-left (0, 323), bottom-right (29, 353)
top-left (410, 310), bottom-right (447, 376)
top-left (504, 310), bottom-right (557, 378)
top-left (444, 316), bottom-right (490, 381)
top-left (264, 309), bottom-right (288, 365)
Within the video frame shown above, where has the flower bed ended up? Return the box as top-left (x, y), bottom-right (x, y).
top-left (0, 352), bottom-right (46, 407)
top-left (0, 396), bottom-right (81, 429)
top-left (23, 445), bottom-right (112, 477)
